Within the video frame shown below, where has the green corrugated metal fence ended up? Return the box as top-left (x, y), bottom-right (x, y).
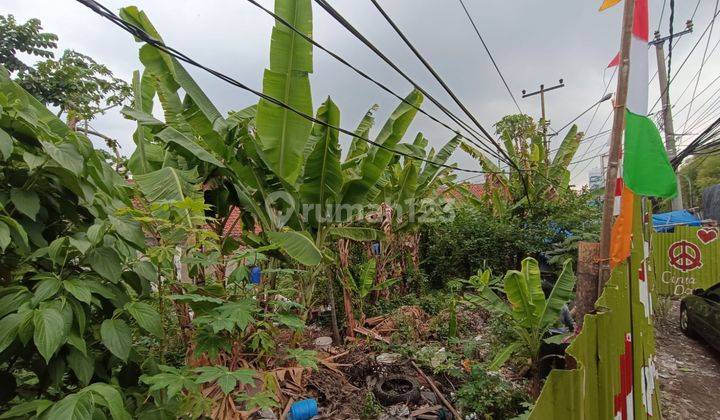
top-left (652, 226), bottom-right (720, 296)
top-left (529, 198), bottom-right (661, 419)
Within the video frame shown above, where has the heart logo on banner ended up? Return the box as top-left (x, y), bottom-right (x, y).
top-left (697, 228), bottom-right (718, 245)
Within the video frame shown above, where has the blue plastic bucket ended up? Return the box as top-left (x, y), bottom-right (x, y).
top-left (288, 399), bottom-right (317, 420)
top-left (250, 266), bottom-right (262, 285)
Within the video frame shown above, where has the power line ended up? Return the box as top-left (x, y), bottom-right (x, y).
top-left (74, 0), bottom-right (516, 176)
top-left (311, 0), bottom-right (510, 164)
top-left (673, 72), bottom-right (720, 118)
top-left (570, 109), bottom-right (614, 180)
top-left (242, 0), bottom-right (506, 163)
top-left (681, 0), bottom-right (719, 131)
top-left (649, 6), bottom-right (720, 114)
top-left (549, 93), bottom-right (613, 138)
top-left (456, 0), bottom-right (523, 114)
top-left (362, 0), bottom-right (519, 173)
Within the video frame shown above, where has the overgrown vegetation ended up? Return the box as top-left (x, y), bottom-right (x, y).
top-left (0, 2), bottom-right (599, 418)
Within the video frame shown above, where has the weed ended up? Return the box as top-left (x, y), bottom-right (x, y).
top-left (456, 365), bottom-right (530, 419)
top-left (360, 391), bottom-right (383, 420)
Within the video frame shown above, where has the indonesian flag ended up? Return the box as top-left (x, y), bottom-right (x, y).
top-left (606, 0), bottom-right (678, 266)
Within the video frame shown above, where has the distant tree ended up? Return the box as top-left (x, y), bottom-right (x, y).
top-left (0, 14), bottom-right (130, 168)
top-left (679, 154), bottom-right (720, 208)
top-left (0, 14), bottom-right (57, 73)
top-left (17, 50), bottom-right (131, 127)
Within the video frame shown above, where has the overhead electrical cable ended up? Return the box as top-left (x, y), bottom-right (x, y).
top-left (682, 0), bottom-right (719, 132)
top-left (361, 0), bottom-right (518, 169)
top-left (673, 72), bottom-right (720, 117)
top-left (311, 0), bottom-right (507, 160)
top-left (74, 0), bottom-right (520, 176)
top-left (362, 0), bottom-right (530, 199)
top-left (649, 6), bottom-right (720, 113)
top-left (457, 0), bottom-right (523, 114)
top-left (242, 0), bottom-right (507, 163)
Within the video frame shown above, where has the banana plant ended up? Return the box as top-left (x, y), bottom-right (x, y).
top-left (466, 257), bottom-right (576, 395)
top-left (345, 259), bottom-right (398, 322)
top-left (460, 114), bottom-right (583, 214)
top-left (117, 1), bottom-right (446, 337)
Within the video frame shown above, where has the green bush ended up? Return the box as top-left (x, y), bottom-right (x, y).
top-left (421, 193), bottom-right (599, 289)
top-left (456, 365), bottom-right (530, 419)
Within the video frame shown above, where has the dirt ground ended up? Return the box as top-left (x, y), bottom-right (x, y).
top-left (654, 300), bottom-right (720, 419)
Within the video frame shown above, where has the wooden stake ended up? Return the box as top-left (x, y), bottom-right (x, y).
top-left (411, 361), bottom-right (461, 420)
top-left (598, 0), bottom-right (636, 292)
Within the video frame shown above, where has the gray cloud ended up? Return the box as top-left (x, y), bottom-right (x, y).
top-left (2, 0), bottom-right (717, 186)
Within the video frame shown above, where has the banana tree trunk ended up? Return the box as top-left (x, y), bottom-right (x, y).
top-left (338, 239), bottom-right (355, 339)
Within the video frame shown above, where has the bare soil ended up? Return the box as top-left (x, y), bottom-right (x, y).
top-left (654, 300), bottom-right (720, 419)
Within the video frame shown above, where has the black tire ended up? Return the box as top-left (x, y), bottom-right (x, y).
top-left (680, 304), bottom-right (697, 338)
top-left (373, 374), bottom-right (421, 406)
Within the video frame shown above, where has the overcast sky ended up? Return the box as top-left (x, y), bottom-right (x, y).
top-left (2, 0), bottom-right (718, 187)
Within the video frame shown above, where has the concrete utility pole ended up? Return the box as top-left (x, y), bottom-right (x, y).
top-left (597, 0), bottom-right (635, 290)
top-left (522, 80), bottom-right (565, 163)
top-left (650, 21), bottom-right (693, 211)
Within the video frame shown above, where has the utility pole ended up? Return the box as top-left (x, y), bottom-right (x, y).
top-left (522, 79), bottom-right (565, 163)
top-left (650, 21), bottom-right (693, 211)
top-left (597, 0), bottom-right (635, 290)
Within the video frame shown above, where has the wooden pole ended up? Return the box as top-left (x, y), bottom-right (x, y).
top-left (653, 31), bottom-right (685, 211)
top-left (597, 0), bottom-right (636, 292)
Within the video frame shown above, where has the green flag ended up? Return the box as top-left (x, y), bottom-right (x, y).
top-left (623, 111), bottom-right (677, 198)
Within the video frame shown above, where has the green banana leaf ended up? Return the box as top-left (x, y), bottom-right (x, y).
top-left (346, 104), bottom-right (378, 161)
top-left (548, 125), bottom-right (582, 188)
top-left (539, 259), bottom-right (576, 329)
top-left (504, 270), bottom-right (537, 328)
top-left (396, 161), bottom-right (418, 208)
top-left (120, 7), bottom-right (227, 156)
top-left (267, 231), bottom-right (321, 266)
top-left (155, 127), bottom-right (224, 168)
top-left (521, 257), bottom-right (546, 322)
top-left (357, 259), bottom-right (376, 298)
top-left (488, 341), bottom-right (522, 371)
top-left (418, 134), bottom-right (461, 190)
top-left (134, 167), bottom-right (201, 204)
top-left (342, 90), bottom-right (423, 204)
top-left (327, 227), bottom-right (384, 241)
top-left (255, 0), bottom-right (313, 184)
top-left (300, 98), bottom-right (343, 225)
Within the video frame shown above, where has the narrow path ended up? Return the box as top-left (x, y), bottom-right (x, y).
top-left (654, 301), bottom-right (720, 419)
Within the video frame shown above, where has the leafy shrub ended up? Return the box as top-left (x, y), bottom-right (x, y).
top-left (421, 191), bottom-right (600, 288)
top-left (456, 365), bottom-right (530, 419)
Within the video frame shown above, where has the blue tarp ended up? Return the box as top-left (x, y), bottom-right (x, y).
top-left (652, 210), bottom-right (701, 232)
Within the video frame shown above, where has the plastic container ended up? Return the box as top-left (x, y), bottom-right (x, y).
top-left (288, 399), bottom-right (318, 420)
top-left (249, 266), bottom-right (262, 285)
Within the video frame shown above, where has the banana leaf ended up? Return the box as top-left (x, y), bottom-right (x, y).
top-left (346, 104), bottom-right (378, 161)
top-left (548, 125), bottom-right (582, 188)
top-left (255, 0), bottom-right (313, 184)
top-left (342, 90), bottom-right (423, 204)
top-left (300, 98), bottom-right (342, 226)
top-left (134, 167), bottom-right (200, 204)
top-left (418, 134), bottom-right (461, 190)
top-left (267, 231), bottom-right (321, 266)
top-left (396, 161), bottom-right (418, 208)
top-left (504, 270), bottom-right (537, 328)
top-left (521, 257), bottom-right (546, 322)
top-left (327, 227), bottom-right (384, 241)
top-left (539, 259), bottom-right (576, 329)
